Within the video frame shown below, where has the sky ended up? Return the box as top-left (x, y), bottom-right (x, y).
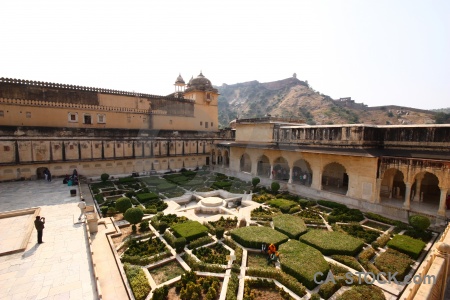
top-left (1, 0), bottom-right (449, 110)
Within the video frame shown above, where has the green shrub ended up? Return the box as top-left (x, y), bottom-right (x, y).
top-left (310, 293), bottom-right (321, 300)
top-left (136, 192), bottom-right (159, 202)
top-left (158, 221), bottom-right (168, 234)
top-left (226, 273), bottom-right (239, 300)
top-left (230, 226), bottom-right (288, 249)
top-left (279, 240), bottom-right (329, 290)
top-left (118, 177), bottom-right (137, 183)
top-left (100, 173), bottom-right (110, 183)
top-left (124, 207), bottom-right (144, 226)
top-left (331, 255), bottom-right (363, 271)
top-left (174, 237), bottom-right (186, 253)
top-left (171, 220), bottom-right (208, 242)
top-left (115, 197), bottom-right (132, 213)
top-left (409, 215), bottom-right (431, 231)
top-left (107, 207), bottom-right (116, 215)
top-left (124, 263), bottom-right (150, 300)
top-left (216, 227), bottom-right (224, 239)
top-left (358, 247), bottom-right (376, 261)
top-left (327, 208), bottom-right (364, 224)
top-left (271, 182), bottom-right (280, 193)
top-left (95, 194), bottom-right (105, 204)
top-left (212, 181), bottom-right (232, 190)
top-left (289, 206), bottom-right (301, 214)
top-left (300, 230), bottom-right (364, 256)
top-left (156, 183), bottom-right (177, 191)
top-left (377, 233), bottom-right (391, 248)
top-left (374, 248), bottom-right (413, 280)
top-left (387, 234), bottom-right (425, 259)
top-left (143, 208), bottom-right (157, 214)
top-left (187, 236), bottom-right (215, 250)
top-left (100, 206), bottom-right (108, 216)
top-left (163, 231), bottom-right (176, 247)
top-left (319, 281), bottom-right (341, 299)
top-left (151, 285), bottom-right (168, 300)
top-left (139, 220), bottom-right (150, 232)
top-left (246, 267), bottom-right (306, 297)
top-left (272, 215), bottom-right (307, 239)
top-left (317, 200), bottom-right (347, 209)
top-left (251, 177), bottom-right (260, 188)
top-left (337, 284), bottom-right (386, 300)
top-left (337, 224), bottom-right (380, 243)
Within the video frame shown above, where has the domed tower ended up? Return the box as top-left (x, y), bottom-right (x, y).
top-left (184, 72), bottom-right (219, 131)
top-left (174, 74), bottom-right (185, 98)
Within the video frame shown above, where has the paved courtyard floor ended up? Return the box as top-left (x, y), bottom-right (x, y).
top-left (0, 180), bottom-right (97, 300)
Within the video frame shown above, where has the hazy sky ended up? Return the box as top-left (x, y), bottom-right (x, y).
top-left (1, 0), bottom-right (449, 110)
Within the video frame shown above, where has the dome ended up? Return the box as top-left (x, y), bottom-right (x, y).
top-left (175, 74), bottom-right (185, 84)
top-left (185, 72), bottom-right (218, 93)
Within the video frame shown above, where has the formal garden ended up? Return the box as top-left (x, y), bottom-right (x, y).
top-left (88, 172), bottom-right (438, 300)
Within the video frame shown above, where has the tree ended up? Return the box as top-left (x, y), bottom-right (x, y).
top-left (409, 215), bottom-right (430, 232)
top-left (252, 177), bottom-right (260, 188)
top-left (115, 197), bottom-right (132, 213)
top-left (100, 173), bottom-right (110, 183)
top-left (271, 182), bottom-right (280, 194)
top-left (124, 207), bottom-right (144, 233)
top-left (216, 227), bottom-right (224, 239)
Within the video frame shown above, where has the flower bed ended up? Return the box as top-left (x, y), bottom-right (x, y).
top-left (136, 192), bottom-right (159, 202)
top-left (149, 260), bottom-right (185, 285)
top-left (374, 248), bottom-right (414, 281)
top-left (124, 263), bottom-right (150, 300)
top-left (171, 220), bottom-right (208, 242)
top-left (363, 220), bottom-right (391, 232)
top-left (187, 236), bottom-right (215, 250)
top-left (279, 240), bottom-right (329, 290)
top-left (330, 255), bottom-right (363, 271)
top-left (300, 230), bottom-right (364, 256)
top-left (121, 237), bottom-right (171, 265)
top-left (192, 243), bottom-right (229, 265)
top-left (267, 198), bottom-right (298, 208)
top-left (387, 234), bottom-right (426, 259)
top-left (230, 226), bottom-right (288, 249)
top-left (272, 215), bottom-right (307, 239)
top-left (246, 268), bottom-right (306, 297)
top-left (336, 224), bottom-right (380, 243)
top-left (208, 216), bottom-right (238, 231)
top-left (337, 284), bottom-right (386, 300)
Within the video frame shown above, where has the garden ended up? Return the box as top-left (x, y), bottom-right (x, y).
top-left (90, 172), bottom-right (438, 300)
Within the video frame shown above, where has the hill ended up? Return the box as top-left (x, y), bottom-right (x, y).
top-left (217, 77), bottom-right (438, 128)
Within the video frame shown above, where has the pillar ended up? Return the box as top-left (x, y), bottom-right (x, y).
top-left (413, 175), bottom-right (424, 202)
top-left (374, 178), bottom-right (382, 203)
top-left (311, 171), bottom-right (322, 190)
top-left (269, 165), bottom-right (274, 179)
top-left (403, 183), bottom-right (412, 209)
top-left (288, 166), bottom-right (293, 184)
top-left (388, 175), bottom-right (395, 199)
top-left (437, 243), bottom-right (450, 300)
top-left (438, 188), bottom-right (449, 216)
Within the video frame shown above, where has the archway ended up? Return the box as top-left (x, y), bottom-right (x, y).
top-left (322, 162), bottom-right (348, 194)
top-left (36, 167), bottom-right (48, 180)
top-left (292, 159), bottom-right (312, 186)
top-left (412, 172), bottom-right (440, 204)
top-left (257, 155), bottom-right (271, 178)
top-left (217, 150), bottom-right (223, 165)
top-left (379, 168), bottom-right (405, 201)
top-left (223, 150), bottom-right (230, 167)
top-left (273, 157), bottom-right (289, 181)
top-left (240, 153), bottom-right (252, 173)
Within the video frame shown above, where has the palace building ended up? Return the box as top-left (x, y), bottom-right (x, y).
top-left (0, 75), bottom-right (449, 222)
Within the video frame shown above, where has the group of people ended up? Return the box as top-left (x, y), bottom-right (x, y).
top-left (261, 243), bottom-right (280, 265)
top-left (63, 169), bottom-right (79, 186)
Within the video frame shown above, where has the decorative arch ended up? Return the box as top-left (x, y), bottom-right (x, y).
top-left (273, 157), bottom-right (289, 181)
top-left (322, 162), bottom-right (348, 194)
top-left (257, 155), bottom-right (271, 177)
top-left (293, 159), bottom-right (312, 186)
top-left (240, 153), bottom-right (252, 173)
top-left (412, 171), bottom-right (440, 204)
top-left (217, 149), bottom-right (223, 165)
top-left (379, 168), bottom-right (405, 200)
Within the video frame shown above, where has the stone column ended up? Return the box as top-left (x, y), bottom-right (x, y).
top-left (438, 188), bottom-right (449, 216)
top-left (403, 183), bottom-right (412, 209)
top-left (389, 175), bottom-right (394, 199)
top-left (437, 243), bottom-right (450, 300)
top-left (311, 171), bottom-right (322, 190)
top-left (269, 165), bottom-right (274, 180)
top-left (288, 166), bottom-right (293, 184)
top-left (374, 178), bottom-right (382, 203)
top-left (413, 174), bottom-right (423, 202)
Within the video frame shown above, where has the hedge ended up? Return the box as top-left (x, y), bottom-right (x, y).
top-left (123, 263), bottom-right (151, 300)
top-left (156, 183), bottom-right (177, 191)
top-left (136, 192), bottom-right (159, 202)
top-left (317, 200), bottom-right (347, 210)
top-left (330, 255), bottom-right (363, 272)
top-left (226, 273), bottom-right (239, 300)
top-left (187, 236), bottom-right (215, 250)
top-left (272, 215), bottom-right (307, 239)
top-left (267, 199), bottom-right (298, 209)
top-left (374, 249), bottom-right (414, 281)
top-left (246, 267), bottom-right (306, 297)
top-left (279, 240), bottom-right (329, 290)
top-left (230, 226), bottom-right (288, 249)
top-left (327, 208), bottom-right (364, 224)
top-left (171, 220), bottom-right (208, 242)
top-left (387, 235), bottom-right (425, 259)
top-left (118, 177), bottom-right (137, 183)
top-left (212, 181), bottom-right (232, 189)
top-left (337, 284), bottom-right (385, 300)
top-left (300, 230), bottom-right (364, 256)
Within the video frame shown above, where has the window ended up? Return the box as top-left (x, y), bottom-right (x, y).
top-left (26, 112), bottom-right (31, 118)
top-left (127, 116), bottom-right (131, 123)
top-left (0, 110), bottom-right (4, 117)
top-left (205, 122), bottom-right (208, 128)
top-left (170, 120), bottom-right (173, 124)
top-left (68, 112), bottom-right (78, 122)
top-left (84, 114), bottom-right (92, 124)
top-left (211, 122), bottom-right (213, 127)
top-left (206, 93), bottom-right (211, 101)
top-left (97, 114), bottom-right (105, 124)
top-left (200, 121), bottom-right (203, 126)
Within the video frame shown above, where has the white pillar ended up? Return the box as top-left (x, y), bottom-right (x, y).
top-left (269, 165), bottom-right (274, 180)
top-left (288, 166), bottom-right (293, 184)
top-left (403, 183), bottom-right (412, 209)
top-left (438, 188), bottom-right (448, 216)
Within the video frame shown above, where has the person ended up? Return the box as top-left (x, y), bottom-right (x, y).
top-left (78, 198), bottom-right (86, 220)
top-left (63, 174), bottom-right (70, 184)
top-left (43, 168), bottom-right (49, 181)
top-left (47, 170), bottom-right (52, 182)
top-left (73, 169), bottom-right (78, 178)
top-left (34, 216), bottom-right (45, 244)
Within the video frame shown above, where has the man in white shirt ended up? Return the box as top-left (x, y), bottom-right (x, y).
top-left (78, 198), bottom-right (87, 220)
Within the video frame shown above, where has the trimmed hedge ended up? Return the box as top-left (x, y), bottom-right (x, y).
top-left (374, 248), bottom-right (413, 281)
top-left (273, 215), bottom-right (307, 239)
top-left (136, 192), bottom-right (159, 202)
top-left (300, 230), bottom-right (364, 256)
top-left (327, 208), bottom-right (364, 224)
top-left (387, 235), bottom-right (425, 259)
top-left (187, 236), bottom-right (215, 250)
top-left (123, 263), bottom-right (151, 300)
top-left (118, 177), bottom-right (137, 183)
top-left (267, 199), bottom-right (297, 209)
top-left (279, 240), bottom-right (329, 290)
top-left (230, 226), bottom-right (288, 249)
top-left (330, 255), bottom-right (363, 272)
top-left (337, 285), bottom-right (385, 300)
top-left (171, 220), bottom-right (208, 242)
top-left (246, 267), bottom-right (306, 297)
top-left (317, 200), bottom-right (347, 209)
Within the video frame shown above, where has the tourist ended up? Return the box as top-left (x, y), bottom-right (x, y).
top-left (43, 168), bottom-right (49, 181)
top-left (47, 170), bottom-right (52, 182)
top-left (34, 216), bottom-right (45, 244)
top-left (78, 198), bottom-right (86, 221)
